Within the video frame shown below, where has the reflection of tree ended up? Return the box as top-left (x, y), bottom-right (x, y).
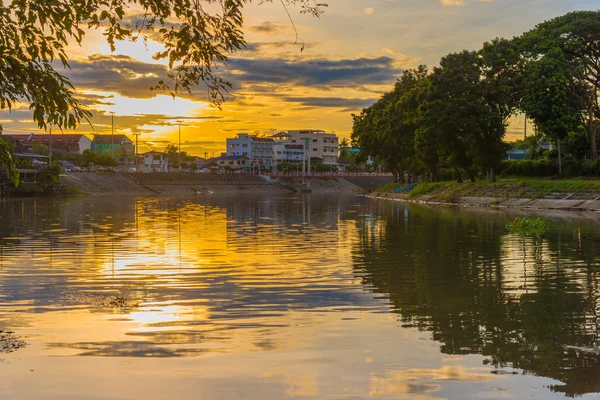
top-left (353, 205), bottom-right (600, 397)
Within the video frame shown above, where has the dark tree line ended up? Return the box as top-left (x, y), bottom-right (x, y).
top-left (351, 11), bottom-right (600, 182)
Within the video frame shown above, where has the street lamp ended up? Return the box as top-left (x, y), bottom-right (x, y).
top-left (176, 120), bottom-right (183, 172)
top-left (110, 111), bottom-right (115, 161)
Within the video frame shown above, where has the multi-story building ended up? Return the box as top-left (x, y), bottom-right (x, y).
top-left (226, 133), bottom-right (274, 167)
top-left (91, 134), bottom-right (135, 161)
top-left (284, 130), bottom-right (338, 166)
top-left (272, 132), bottom-right (304, 164)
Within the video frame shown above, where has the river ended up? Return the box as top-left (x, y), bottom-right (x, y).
top-left (1, 194), bottom-right (600, 399)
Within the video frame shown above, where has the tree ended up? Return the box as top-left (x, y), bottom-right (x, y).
top-left (0, 0), bottom-right (327, 132)
top-left (338, 138), bottom-right (350, 159)
top-left (0, 133), bottom-right (19, 186)
top-left (32, 143), bottom-right (49, 156)
top-left (521, 11), bottom-right (600, 159)
top-left (351, 67), bottom-right (430, 182)
top-left (521, 47), bottom-right (583, 175)
top-left (81, 149), bottom-right (97, 167)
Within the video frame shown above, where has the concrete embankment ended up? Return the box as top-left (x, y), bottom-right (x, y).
top-left (61, 172), bottom-right (391, 195)
top-left (61, 172), bottom-right (152, 194)
top-left (370, 181), bottom-right (600, 212)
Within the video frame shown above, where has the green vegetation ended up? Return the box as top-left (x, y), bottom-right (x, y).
top-left (506, 217), bottom-right (548, 237)
top-left (376, 178), bottom-right (600, 203)
top-left (352, 11), bottom-right (600, 182)
top-left (0, 133), bottom-right (19, 186)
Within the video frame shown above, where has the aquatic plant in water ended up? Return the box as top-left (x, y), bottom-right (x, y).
top-left (506, 217), bottom-right (548, 237)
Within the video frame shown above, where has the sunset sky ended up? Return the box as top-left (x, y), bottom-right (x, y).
top-left (1, 0), bottom-right (598, 156)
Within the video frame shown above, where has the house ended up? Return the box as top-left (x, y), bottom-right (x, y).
top-left (226, 133), bottom-right (274, 168)
top-left (140, 151), bottom-right (169, 172)
top-left (91, 134), bottom-right (135, 161)
top-left (216, 154), bottom-right (251, 169)
top-left (506, 149), bottom-right (530, 160)
top-left (2, 133), bottom-right (92, 155)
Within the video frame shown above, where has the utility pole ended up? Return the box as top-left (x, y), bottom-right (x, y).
top-left (524, 115), bottom-right (527, 141)
top-left (110, 111), bottom-right (115, 161)
top-left (270, 128), bottom-right (276, 136)
top-left (176, 120), bottom-right (183, 172)
top-left (204, 152), bottom-right (208, 167)
top-left (132, 132), bottom-right (140, 169)
top-left (48, 125), bottom-right (53, 165)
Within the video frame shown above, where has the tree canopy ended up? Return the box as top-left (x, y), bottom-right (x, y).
top-left (352, 10), bottom-right (600, 182)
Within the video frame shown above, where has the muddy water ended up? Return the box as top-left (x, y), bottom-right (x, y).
top-left (1, 194), bottom-right (600, 399)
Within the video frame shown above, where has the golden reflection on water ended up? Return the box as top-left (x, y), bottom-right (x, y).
top-left (1, 195), bottom-right (600, 399)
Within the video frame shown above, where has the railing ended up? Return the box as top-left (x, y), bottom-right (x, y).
top-left (271, 172), bottom-right (393, 178)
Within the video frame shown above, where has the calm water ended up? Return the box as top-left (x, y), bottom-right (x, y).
top-left (1, 194), bottom-right (600, 399)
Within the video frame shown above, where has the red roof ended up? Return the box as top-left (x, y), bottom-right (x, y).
top-left (3, 134), bottom-right (89, 144)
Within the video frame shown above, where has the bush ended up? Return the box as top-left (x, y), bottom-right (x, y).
top-left (500, 160), bottom-right (554, 176)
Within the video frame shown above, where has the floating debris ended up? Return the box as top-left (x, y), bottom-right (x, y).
top-left (0, 330), bottom-right (28, 354)
top-left (63, 292), bottom-right (140, 309)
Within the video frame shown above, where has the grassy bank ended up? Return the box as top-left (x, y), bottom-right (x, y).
top-left (376, 178), bottom-right (600, 203)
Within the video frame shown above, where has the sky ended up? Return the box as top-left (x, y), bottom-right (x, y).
top-left (1, 0), bottom-right (598, 156)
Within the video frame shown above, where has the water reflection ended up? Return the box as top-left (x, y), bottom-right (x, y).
top-left (1, 195), bottom-right (600, 399)
top-left (354, 203), bottom-right (600, 397)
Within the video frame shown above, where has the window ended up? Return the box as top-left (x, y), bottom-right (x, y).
top-left (313, 148), bottom-right (317, 152)
top-left (229, 144), bottom-right (235, 148)
top-left (243, 144), bottom-right (248, 147)
top-left (291, 140), bottom-right (296, 143)
top-left (313, 139), bottom-right (317, 143)
top-left (277, 151), bottom-right (282, 154)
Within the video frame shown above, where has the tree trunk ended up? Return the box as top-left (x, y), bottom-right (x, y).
top-left (558, 137), bottom-right (563, 175)
top-left (589, 95), bottom-right (598, 160)
top-left (466, 168), bottom-right (476, 183)
top-left (454, 167), bottom-right (463, 183)
top-left (489, 167), bottom-right (496, 183)
top-left (591, 125), bottom-right (598, 160)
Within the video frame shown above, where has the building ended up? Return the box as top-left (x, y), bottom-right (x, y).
top-left (140, 151), bottom-right (169, 172)
top-left (91, 134), bottom-right (135, 160)
top-left (216, 155), bottom-right (251, 169)
top-left (2, 133), bottom-right (92, 155)
top-left (272, 132), bottom-right (305, 164)
top-left (506, 149), bottom-right (530, 161)
top-left (284, 130), bottom-right (338, 166)
top-left (226, 133), bottom-right (274, 168)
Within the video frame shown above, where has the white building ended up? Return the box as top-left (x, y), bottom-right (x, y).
top-left (226, 133), bottom-right (275, 167)
top-left (140, 151), bottom-right (169, 172)
top-left (272, 132), bottom-right (304, 164)
top-left (284, 130), bottom-right (338, 166)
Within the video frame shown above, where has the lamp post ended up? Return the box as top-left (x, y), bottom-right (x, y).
top-left (48, 125), bottom-right (53, 165)
top-left (110, 111), bottom-right (115, 161)
top-left (132, 132), bottom-right (140, 169)
top-left (176, 120), bottom-right (183, 172)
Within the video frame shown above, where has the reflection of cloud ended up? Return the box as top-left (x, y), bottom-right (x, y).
top-left (370, 366), bottom-right (493, 398)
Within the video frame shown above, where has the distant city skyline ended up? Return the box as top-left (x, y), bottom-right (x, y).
top-left (0, 0), bottom-right (597, 156)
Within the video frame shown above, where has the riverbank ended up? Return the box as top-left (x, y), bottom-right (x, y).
top-left (370, 179), bottom-right (600, 212)
top-left (59, 172), bottom-right (394, 195)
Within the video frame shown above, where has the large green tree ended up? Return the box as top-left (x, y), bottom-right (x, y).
top-left (521, 47), bottom-right (583, 174)
top-left (351, 67), bottom-right (429, 182)
top-left (521, 11), bottom-right (600, 159)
